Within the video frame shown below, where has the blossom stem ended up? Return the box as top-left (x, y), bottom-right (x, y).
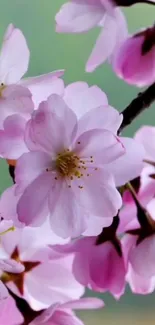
top-left (119, 82), bottom-right (155, 133)
top-left (8, 289), bottom-right (41, 324)
top-left (8, 164), bottom-right (15, 183)
top-left (96, 215), bottom-right (122, 256)
top-left (117, 0), bottom-right (155, 6)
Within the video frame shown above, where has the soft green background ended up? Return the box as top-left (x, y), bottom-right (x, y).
top-left (0, 1), bottom-right (155, 323)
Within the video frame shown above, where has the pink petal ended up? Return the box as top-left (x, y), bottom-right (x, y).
top-left (26, 94), bottom-right (77, 154)
top-left (0, 85), bottom-right (33, 129)
top-left (105, 137), bottom-right (145, 186)
top-left (17, 172), bottom-right (53, 226)
top-left (53, 310), bottom-right (84, 325)
top-left (23, 218), bottom-right (68, 248)
top-left (49, 181), bottom-right (88, 238)
top-left (127, 265), bottom-right (155, 295)
top-left (86, 14), bottom-right (117, 72)
top-left (0, 114), bottom-right (28, 159)
top-left (0, 185), bottom-right (23, 228)
top-left (77, 105), bottom-right (123, 135)
top-left (62, 297), bottom-right (104, 310)
top-left (15, 151), bottom-right (52, 193)
top-left (135, 125), bottom-right (155, 161)
top-left (83, 215), bottom-right (113, 236)
top-left (73, 251), bottom-right (90, 286)
top-left (0, 258), bottom-right (24, 273)
top-left (73, 168), bottom-right (122, 219)
top-left (129, 235), bottom-right (155, 278)
top-left (0, 281), bottom-right (8, 301)
top-left (64, 83), bottom-right (108, 119)
top-left (55, 2), bottom-right (104, 33)
top-left (0, 24), bottom-right (29, 84)
top-left (86, 8), bottom-right (128, 72)
top-left (25, 256), bottom-right (84, 310)
top-left (118, 200), bottom-right (138, 234)
top-left (0, 296), bottom-right (24, 323)
top-left (90, 242), bottom-right (126, 298)
top-left (20, 71), bottom-right (65, 108)
top-left (113, 33), bottom-right (155, 87)
top-left (64, 82), bottom-right (89, 102)
top-left (29, 303), bottom-right (59, 324)
top-left (74, 129), bottom-right (124, 164)
top-left (109, 8), bottom-right (128, 62)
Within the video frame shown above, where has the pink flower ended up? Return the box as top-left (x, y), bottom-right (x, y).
top-left (55, 1), bottom-right (128, 72)
top-left (2, 87), bottom-right (144, 237)
top-left (119, 171), bottom-right (155, 293)
top-left (0, 295), bottom-right (24, 325)
top-left (122, 234), bottom-right (155, 294)
top-left (0, 225), bottom-right (84, 310)
top-left (0, 23), bottom-right (64, 106)
top-left (0, 24), bottom-right (64, 160)
top-left (14, 93), bottom-right (126, 238)
top-left (0, 83), bottom-right (145, 236)
top-left (113, 25), bottom-right (155, 87)
top-left (51, 225), bottom-right (126, 299)
top-left (30, 297), bottom-right (104, 325)
top-left (0, 86), bottom-right (145, 237)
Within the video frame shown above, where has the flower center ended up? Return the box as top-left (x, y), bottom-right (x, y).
top-left (55, 150), bottom-right (80, 177)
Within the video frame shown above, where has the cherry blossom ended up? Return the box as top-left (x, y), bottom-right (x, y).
top-left (0, 23), bottom-right (64, 106)
top-left (52, 235), bottom-right (126, 299)
top-left (0, 224), bottom-right (84, 311)
top-left (113, 25), bottom-right (155, 87)
top-left (55, 1), bottom-right (128, 72)
top-left (122, 234), bottom-right (155, 294)
top-left (0, 0), bottom-right (154, 320)
top-left (0, 24), bottom-right (64, 160)
top-left (12, 93), bottom-right (126, 238)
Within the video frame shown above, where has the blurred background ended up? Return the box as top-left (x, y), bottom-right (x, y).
top-left (0, 0), bottom-right (155, 323)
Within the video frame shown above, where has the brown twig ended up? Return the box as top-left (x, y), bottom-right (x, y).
top-left (119, 82), bottom-right (155, 133)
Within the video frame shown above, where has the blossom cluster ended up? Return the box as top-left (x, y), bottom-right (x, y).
top-left (0, 0), bottom-right (155, 324)
top-left (56, 0), bottom-right (155, 86)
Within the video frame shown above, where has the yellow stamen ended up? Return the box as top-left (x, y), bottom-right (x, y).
top-left (0, 226), bottom-right (15, 237)
top-left (0, 83), bottom-right (6, 97)
top-left (55, 150), bottom-right (79, 177)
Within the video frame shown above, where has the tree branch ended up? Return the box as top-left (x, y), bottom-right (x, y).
top-left (119, 82), bottom-right (155, 133)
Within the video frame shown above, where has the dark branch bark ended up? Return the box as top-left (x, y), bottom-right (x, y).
top-left (119, 82), bottom-right (155, 133)
top-left (8, 165), bottom-right (15, 183)
top-left (8, 290), bottom-right (42, 324)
